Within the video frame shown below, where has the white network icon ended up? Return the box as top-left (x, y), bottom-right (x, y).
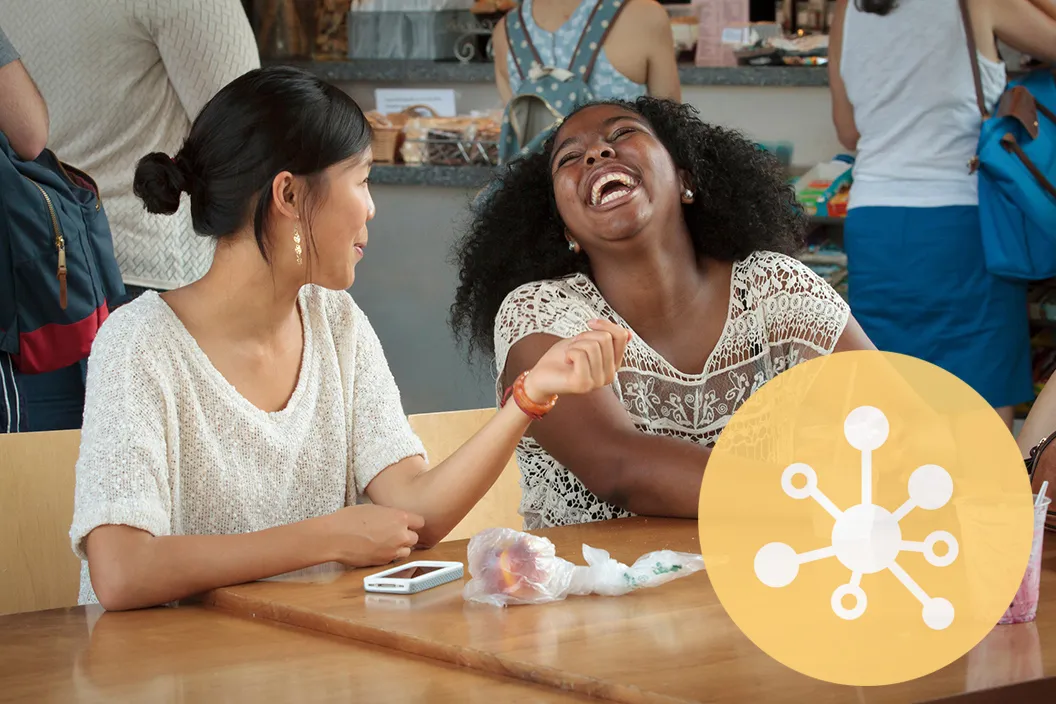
top-left (754, 406), bottom-right (959, 631)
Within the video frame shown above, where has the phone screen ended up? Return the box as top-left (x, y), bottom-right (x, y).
top-left (383, 565), bottom-right (445, 580)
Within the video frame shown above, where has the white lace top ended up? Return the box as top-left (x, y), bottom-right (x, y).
top-left (493, 251), bottom-right (850, 529)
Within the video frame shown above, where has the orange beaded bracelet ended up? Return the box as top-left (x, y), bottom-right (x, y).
top-left (501, 370), bottom-right (558, 421)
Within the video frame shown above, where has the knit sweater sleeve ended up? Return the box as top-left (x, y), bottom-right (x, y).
top-left (339, 296), bottom-right (426, 501)
top-left (69, 311), bottom-right (172, 560)
top-left (139, 0), bottom-right (260, 120)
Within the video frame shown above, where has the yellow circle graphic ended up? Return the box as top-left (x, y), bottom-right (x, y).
top-left (699, 351), bottom-right (1035, 686)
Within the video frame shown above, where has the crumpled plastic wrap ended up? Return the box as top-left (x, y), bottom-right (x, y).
top-left (462, 527), bottom-right (705, 607)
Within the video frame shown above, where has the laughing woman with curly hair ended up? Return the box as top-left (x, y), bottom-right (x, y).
top-left (451, 97), bottom-right (876, 530)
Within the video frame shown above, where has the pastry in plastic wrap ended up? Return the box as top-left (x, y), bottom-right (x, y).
top-left (463, 527), bottom-right (705, 607)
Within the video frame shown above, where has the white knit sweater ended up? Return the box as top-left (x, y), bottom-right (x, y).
top-left (0, 0), bottom-right (260, 289)
top-left (69, 287), bottom-right (427, 604)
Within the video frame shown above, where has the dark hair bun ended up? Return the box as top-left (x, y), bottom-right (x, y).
top-left (133, 152), bottom-right (186, 215)
top-left (130, 67), bottom-right (371, 250)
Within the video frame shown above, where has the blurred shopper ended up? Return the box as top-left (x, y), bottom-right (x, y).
top-left (829, 0), bottom-right (1056, 428)
top-left (0, 0), bottom-right (259, 431)
top-left (492, 0), bottom-right (681, 105)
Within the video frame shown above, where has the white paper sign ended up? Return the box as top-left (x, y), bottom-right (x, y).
top-left (720, 27), bottom-right (751, 46)
top-left (374, 89), bottom-right (457, 117)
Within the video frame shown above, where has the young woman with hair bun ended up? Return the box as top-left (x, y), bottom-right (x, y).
top-left (71, 66), bottom-right (630, 611)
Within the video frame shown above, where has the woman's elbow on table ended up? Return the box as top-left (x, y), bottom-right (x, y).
top-left (88, 557), bottom-right (140, 612)
top-left (410, 515), bottom-right (444, 550)
top-left (85, 526), bottom-right (156, 611)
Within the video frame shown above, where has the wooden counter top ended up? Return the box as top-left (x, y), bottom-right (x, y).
top-left (0, 605), bottom-right (594, 703)
top-left (205, 518), bottom-right (1056, 704)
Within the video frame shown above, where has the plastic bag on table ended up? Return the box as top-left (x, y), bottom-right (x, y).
top-left (462, 527), bottom-right (705, 607)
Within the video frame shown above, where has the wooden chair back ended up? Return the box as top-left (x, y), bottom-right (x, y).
top-left (0, 430), bottom-right (82, 615)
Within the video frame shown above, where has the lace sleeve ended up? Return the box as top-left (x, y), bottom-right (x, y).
top-left (746, 252), bottom-right (850, 370)
top-left (492, 277), bottom-right (599, 395)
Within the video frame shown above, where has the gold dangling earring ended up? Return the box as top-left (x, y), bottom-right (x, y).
top-left (293, 225), bottom-right (303, 265)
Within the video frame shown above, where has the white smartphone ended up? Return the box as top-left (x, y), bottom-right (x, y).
top-left (362, 560), bottom-right (464, 594)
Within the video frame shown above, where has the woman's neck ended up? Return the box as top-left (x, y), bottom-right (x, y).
top-left (166, 233), bottom-right (304, 342)
top-left (589, 220), bottom-right (709, 337)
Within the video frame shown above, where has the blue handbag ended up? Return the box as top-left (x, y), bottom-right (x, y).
top-left (0, 131), bottom-right (125, 374)
top-left (960, 0), bottom-right (1056, 281)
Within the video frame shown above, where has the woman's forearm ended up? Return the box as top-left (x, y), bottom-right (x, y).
top-left (616, 443), bottom-right (708, 518)
top-left (369, 323), bottom-right (630, 544)
top-left (86, 518), bottom-right (331, 611)
top-left (570, 432), bottom-right (708, 519)
top-left (380, 402), bottom-right (531, 545)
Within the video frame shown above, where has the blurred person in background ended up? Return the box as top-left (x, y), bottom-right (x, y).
top-left (0, 0), bottom-right (259, 431)
top-left (492, 0), bottom-right (682, 105)
top-left (0, 0), bottom-right (260, 299)
top-left (829, 0), bottom-right (1056, 429)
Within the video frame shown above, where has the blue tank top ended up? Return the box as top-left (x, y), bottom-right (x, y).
top-left (505, 0), bottom-right (647, 101)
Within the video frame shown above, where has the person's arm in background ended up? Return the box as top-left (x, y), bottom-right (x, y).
top-left (980, 0), bottom-right (1056, 63)
top-left (492, 17), bottom-right (514, 103)
top-left (504, 332), bottom-right (708, 519)
top-left (966, 0), bottom-right (1056, 63)
top-left (827, 0), bottom-right (859, 151)
top-left (0, 26), bottom-right (48, 160)
top-left (1017, 380), bottom-right (1056, 456)
top-left (143, 0), bottom-right (260, 121)
top-left (638, 0), bottom-right (682, 102)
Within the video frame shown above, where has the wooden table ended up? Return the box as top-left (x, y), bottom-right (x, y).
top-left (2, 518), bottom-right (1053, 702)
top-left (0, 605), bottom-right (595, 703)
top-left (204, 518), bottom-right (1056, 704)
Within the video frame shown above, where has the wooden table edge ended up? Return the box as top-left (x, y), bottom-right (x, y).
top-left (922, 676), bottom-right (1056, 703)
top-left (203, 589), bottom-right (694, 704)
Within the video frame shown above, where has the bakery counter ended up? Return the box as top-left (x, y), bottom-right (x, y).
top-left (282, 58), bottom-right (840, 167)
top-left (272, 59), bottom-right (828, 88)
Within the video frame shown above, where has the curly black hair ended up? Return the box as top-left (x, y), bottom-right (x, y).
top-left (450, 96), bottom-right (805, 359)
